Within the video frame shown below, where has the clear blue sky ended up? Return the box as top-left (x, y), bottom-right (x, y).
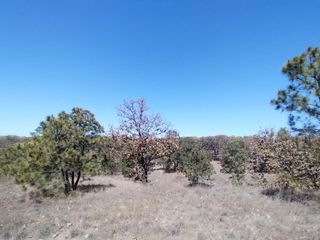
top-left (1, 0), bottom-right (319, 137)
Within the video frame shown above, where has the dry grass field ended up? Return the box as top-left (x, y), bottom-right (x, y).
top-left (1, 162), bottom-right (319, 240)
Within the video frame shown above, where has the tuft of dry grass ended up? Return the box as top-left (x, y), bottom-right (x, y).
top-left (0, 162), bottom-right (319, 240)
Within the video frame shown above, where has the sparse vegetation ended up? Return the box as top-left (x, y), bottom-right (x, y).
top-left (1, 46), bottom-right (320, 239)
top-left (1, 168), bottom-right (319, 240)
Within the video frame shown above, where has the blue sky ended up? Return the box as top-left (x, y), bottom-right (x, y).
top-left (1, 0), bottom-right (320, 137)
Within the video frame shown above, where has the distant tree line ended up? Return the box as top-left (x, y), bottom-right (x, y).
top-left (0, 136), bottom-right (29, 149)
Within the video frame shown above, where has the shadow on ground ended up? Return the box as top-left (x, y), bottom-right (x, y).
top-left (262, 188), bottom-right (320, 204)
top-left (187, 182), bottom-right (213, 188)
top-left (78, 183), bottom-right (115, 193)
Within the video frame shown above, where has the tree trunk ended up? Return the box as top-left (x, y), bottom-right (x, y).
top-left (143, 166), bottom-right (148, 183)
top-left (74, 171), bottom-right (81, 190)
top-left (139, 160), bottom-right (149, 183)
top-left (66, 170), bottom-right (71, 193)
top-left (61, 168), bottom-right (65, 180)
top-left (137, 154), bottom-right (149, 183)
top-left (61, 169), bottom-right (71, 194)
top-left (71, 171), bottom-right (75, 190)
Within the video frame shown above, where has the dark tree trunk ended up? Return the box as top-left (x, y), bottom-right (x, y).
top-left (74, 171), bottom-right (81, 190)
top-left (137, 153), bottom-right (149, 183)
top-left (71, 171), bottom-right (75, 189)
top-left (140, 159), bottom-right (149, 183)
top-left (142, 166), bottom-right (148, 183)
top-left (66, 170), bottom-right (71, 193)
top-left (65, 170), bottom-right (69, 182)
top-left (61, 169), bottom-right (81, 192)
top-left (61, 169), bottom-right (71, 194)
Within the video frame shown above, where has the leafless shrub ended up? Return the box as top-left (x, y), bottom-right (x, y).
top-left (111, 99), bottom-right (179, 182)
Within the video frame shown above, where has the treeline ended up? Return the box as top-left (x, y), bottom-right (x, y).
top-left (1, 114), bottom-right (320, 198)
top-left (0, 136), bottom-right (29, 149)
top-left (178, 132), bottom-right (320, 189)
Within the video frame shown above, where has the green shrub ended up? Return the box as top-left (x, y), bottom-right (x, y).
top-left (183, 148), bottom-right (213, 185)
top-left (0, 140), bottom-right (64, 196)
top-left (221, 138), bottom-right (248, 185)
top-left (0, 107), bottom-right (106, 196)
top-left (162, 137), bottom-right (196, 172)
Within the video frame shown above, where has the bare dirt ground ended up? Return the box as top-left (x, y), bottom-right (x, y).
top-left (1, 162), bottom-right (320, 240)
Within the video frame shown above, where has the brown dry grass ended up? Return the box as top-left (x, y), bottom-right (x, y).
top-left (0, 162), bottom-right (319, 240)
